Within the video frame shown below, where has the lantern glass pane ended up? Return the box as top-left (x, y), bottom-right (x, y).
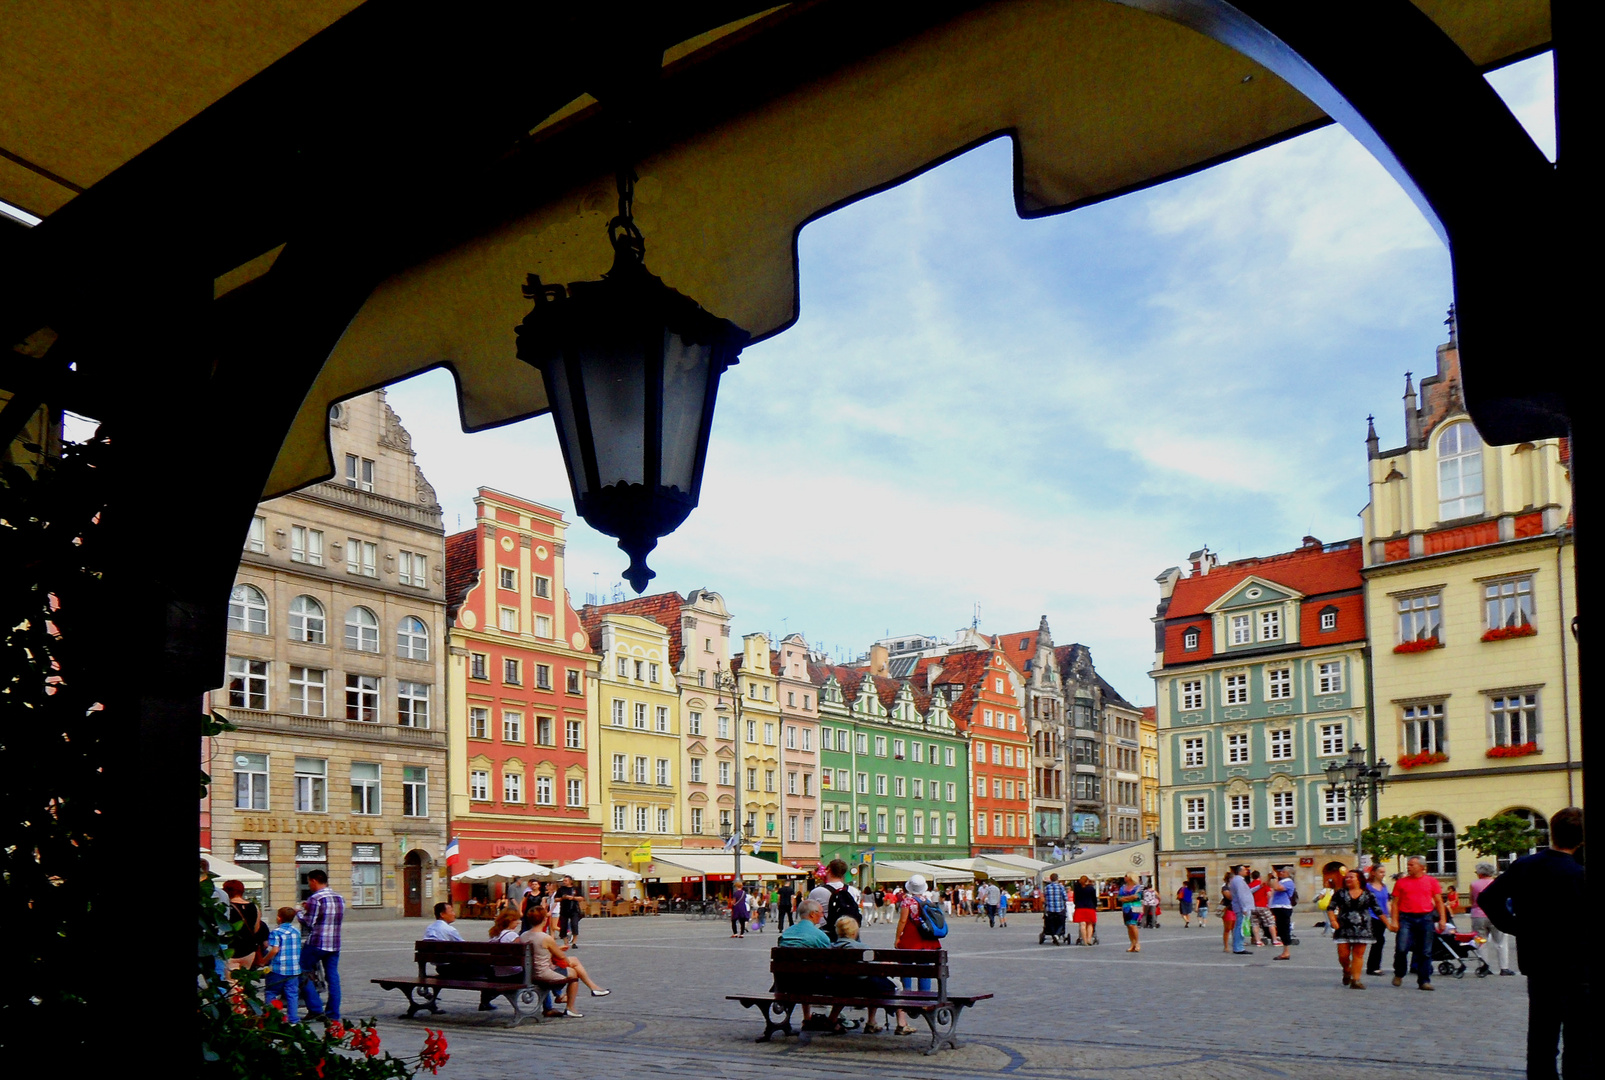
top-left (544, 351), bottom-right (592, 499)
top-left (580, 339), bottom-right (647, 488)
top-left (660, 331), bottom-right (714, 494)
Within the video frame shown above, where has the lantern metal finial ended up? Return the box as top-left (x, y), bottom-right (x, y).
top-left (517, 166), bottom-right (749, 592)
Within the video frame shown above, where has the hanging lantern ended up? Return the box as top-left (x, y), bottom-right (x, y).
top-left (516, 169), bottom-right (749, 591)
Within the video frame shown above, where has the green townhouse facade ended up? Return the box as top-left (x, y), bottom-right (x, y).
top-left (810, 663), bottom-right (971, 878)
top-left (1152, 540), bottom-right (1371, 902)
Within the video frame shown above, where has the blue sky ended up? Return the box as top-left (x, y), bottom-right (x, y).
top-left (385, 56), bottom-right (1555, 706)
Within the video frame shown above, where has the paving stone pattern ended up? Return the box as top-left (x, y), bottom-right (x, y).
top-left (336, 910), bottom-right (1528, 1079)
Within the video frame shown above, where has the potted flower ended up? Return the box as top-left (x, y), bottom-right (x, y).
top-left (1486, 741), bottom-right (1538, 759)
top-left (1394, 637), bottom-right (1443, 654)
top-left (1396, 751), bottom-right (1448, 769)
top-left (1481, 624), bottom-right (1537, 642)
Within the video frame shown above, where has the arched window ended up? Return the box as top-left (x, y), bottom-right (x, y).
top-left (1417, 813), bottom-right (1458, 878)
top-left (344, 606), bottom-right (379, 652)
top-left (289, 595), bottom-right (326, 644)
top-left (1437, 421), bottom-right (1484, 520)
top-left (1496, 808), bottom-right (1550, 871)
top-left (397, 616), bottom-right (429, 660)
top-left (228, 584), bottom-right (268, 635)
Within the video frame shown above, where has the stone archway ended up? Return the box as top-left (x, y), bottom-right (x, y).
top-left (403, 848), bottom-right (433, 918)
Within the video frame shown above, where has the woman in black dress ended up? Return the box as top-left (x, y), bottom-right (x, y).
top-left (1326, 870), bottom-right (1395, 989)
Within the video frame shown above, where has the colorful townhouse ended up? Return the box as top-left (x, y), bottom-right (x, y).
top-left (774, 633), bottom-right (822, 864)
top-left (1151, 538), bottom-right (1369, 900)
top-left (444, 488), bottom-right (600, 890)
top-left (1361, 323), bottom-right (1578, 891)
top-left (1140, 707), bottom-right (1161, 840)
top-left (811, 663), bottom-right (970, 876)
top-left (916, 646), bottom-right (1033, 856)
top-left (998, 619), bottom-right (1069, 856)
top-left (581, 609), bottom-right (684, 865)
top-left (729, 633), bottom-right (784, 852)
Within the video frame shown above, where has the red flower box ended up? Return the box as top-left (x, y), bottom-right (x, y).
top-left (1481, 624), bottom-right (1537, 642)
top-left (1486, 741), bottom-right (1538, 759)
top-left (1396, 751), bottom-right (1447, 769)
top-left (1394, 638), bottom-right (1443, 654)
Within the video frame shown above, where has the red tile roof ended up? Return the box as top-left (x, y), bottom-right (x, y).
top-left (997, 631), bottom-right (1040, 674)
top-left (444, 529), bottom-right (480, 621)
top-left (578, 592), bottom-right (685, 668)
top-left (1164, 540), bottom-right (1364, 620)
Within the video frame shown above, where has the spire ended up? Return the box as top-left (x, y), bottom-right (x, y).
top-left (1403, 371), bottom-right (1422, 449)
top-left (1445, 303), bottom-right (1457, 348)
top-left (1366, 414), bottom-right (1379, 459)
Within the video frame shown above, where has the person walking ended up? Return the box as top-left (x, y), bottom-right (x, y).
top-left (997, 885), bottom-right (1010, 928)
top-left (1363, 865), bottom-right (1391, 977)
top-left (1176, 881), bottom-right (1194, 928)
top-left (891, 875), bottom-right (943, 1036)
top-left (261, 906), bottom-right (303, 1022)
top-left (1117, 874), bottom-right (1144, 952)
top-left (730, 882), bottom-right (750, 938)
top-left (1195, 885), bottom-right (1207, 926)
top-left (1227, 866), bottom-right (1255, 955)
top-left (982, 881), bottom-right (1003, 928)
top-left (297, 869), bottom-right (345, 1021)
top-left (554, 875), bottom-right (583, 948)
top-left (1072, 876), bottom-right (1099, 945)
top-left (1327, 870), bottom-right (1391, 989)
top-left (1248, 870), bottom-right (1277, 947)
top-left (1040, 873), bottom-right (1069, 944)
top-left (860, 885), bottom-right (878, 926)
top-left (776, 881), bottom-right (796, 931)
top-left (1220, 872), bottom-right (1236, 952)
top-left (1467, 861), bottom-right (1514, 976)
top-left (1390, 856), bottom-right (1447, 991)
top-left (1142, 883), bottom-right (1160, 930)
top-left (1478, 806), bottom-right (1586, 1080)
top-left (223, 879), bottom-right (267, 971)
top-left (1269, 867), bottom-right (1296, 961)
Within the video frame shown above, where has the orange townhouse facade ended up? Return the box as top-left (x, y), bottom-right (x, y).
top-left (445, 488), bottom-right (601, 893)
top-left (919, 645), bottom-right (1033, 856)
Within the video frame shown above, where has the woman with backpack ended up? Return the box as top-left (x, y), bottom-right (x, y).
top-left (892, 874), bottom-right (943, 1036)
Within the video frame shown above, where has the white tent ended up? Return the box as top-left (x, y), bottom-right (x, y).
top-left (647, 849), bottom-right (809, 879)
top-left (1043, 839), bottom-right (1158, 881)
top-left (872, 859), bottom-right (971, 884)
top-left (980, 853), bottom-right (1055, 874)
top-left (549, 856), bottom-right (642, 882)
top-left (200, 849), bottom-right (264, 887)
top-left (451, 854), bottom-right (554, 882)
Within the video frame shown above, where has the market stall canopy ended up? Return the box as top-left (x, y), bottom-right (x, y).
top-left (873, 859), bottom-right (973, 885)
top-left (979, 853), bottom-right (1056, 876)
top-left (549, 857), bottom-right (642, 883)
top-left (200, 849), bottom-right (264, 888)
top-left (648, 849), bottom-right (809, 879)
top-left (1044, 839), bottom-right (1157, 881)
top-left (451, 854), bottom-right (554, 882)
top-left (2, 2), bottom-right (1559, 493)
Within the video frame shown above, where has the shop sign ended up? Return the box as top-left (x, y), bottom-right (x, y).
top-left (1298, 857), bottom-right (1315, 867)
top-left (238, 815), bottom-right (377, 836)
top-left (234, 841), bottom-right (269, 861)
top-left (296, 843), bottom-right (328, 862)
top-left (352, 844), bottom-right (382, 862)
top-left (494, 843), bottom-right (541, 858)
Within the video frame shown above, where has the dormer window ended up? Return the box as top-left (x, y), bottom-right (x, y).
top-left (1183, 627), bottom-right (1200, 651)
top-left (1319, 605), bottom-right (1339, 632)
top-left (1437, 420), bottom-right (1485, 520)
top-left (1259, 609), bottom-right (1281, 641)
top-left (1230, 614), bottom-right (1251, 645)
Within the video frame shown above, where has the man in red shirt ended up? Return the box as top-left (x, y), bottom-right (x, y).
top-left (1247, 870), bottom-right (1278, 947)
top-left (1390, 856), bottom-right (1448, 989)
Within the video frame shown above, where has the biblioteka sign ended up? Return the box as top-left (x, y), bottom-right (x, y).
top-left (236, 815), bottom-right (379, 836)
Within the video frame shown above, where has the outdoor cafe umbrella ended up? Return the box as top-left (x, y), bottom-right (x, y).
top-left (548, 856), bottom-right (641, 882)
top-left (450, 854), bottom-right (554, 882)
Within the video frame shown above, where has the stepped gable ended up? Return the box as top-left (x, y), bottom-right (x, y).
top-left (578, 591), bottom-right (685, 668)
top-left (443, 529), bottom-right (479, 622)
top-left (1163, 540), bottom-right (1364, 621)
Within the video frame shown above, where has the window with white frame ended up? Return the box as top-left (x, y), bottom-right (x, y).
top-left (567, 778), bottom-right (584, 807)
top-left (635, 703), bottom-right (648, 729)
top-left (469, 769), bottom-right (489, 801)
top-left (1226, 732), bottom-right (1249, 764)
top-left (344, 606), bottom-right (379, 652)
top-left (227, 657), bottom-right (268, 710)
top-left (347, 538), bottom-right (377, 578)
top-left (397, 616), bottom-right (429, 660)
top-left (656, 706), bottom-right (669, 732)
top-left (502, 710), bottom-right (522, 743)
top-left (802, 728), bottom-right (813, 751)
top-left (1317, 661), bottom-right (1344, 694)
top-left (1182, 736), bottom-right (1206, 767)
top-left (1320, 608), bottom-right (1337, 631)
top-left (535, 775), bottom-right (553, 805)
top-left (287, 666), bottom-right (326, 716)
top-left (687, 710), bottom-right (702, 735)
top-left (502, 771), bottom-right (521, 804)
top-left (1183, 628), bottom-right (1199, 650)
top-left (1224, 673), bottom-right (1248, 705)
top-left (294, 757), bottom-right (328, 812)
top-left (1489, 691), bottom-right (1539, 747)
top-left (498, 566), bottom-right (517, 591)
top-left (234, 753), bottom-right (269, 809)
top-left (718, 761), bottom-right (731, 785)
top-left (613, 805), bottom-right (627, 831)
top-left (345, 454), bottom-right (375, 492)
top-left (469, 706), bottom-right (489, 739)
top-left (611, 755), bottom-right (627, 782)
top-left (1402, 702), bottom-right (1447, 755)
top-left (1269, 727), bottom-right (1293, 760)
top-left (351, 762), bottom-right (380, 814)
top-left (1259, 609), bottom-right (1281, 641)
top-left (228, 584), bottom-right (268, 634)
top-left (1183, 796), bottom-right (1207, 832)
top-left (1322, 786), bottom-right (1348, 825)
top-left (565, 719), bottom-right (582, 749)
top-left (1437, 420), bottom-right (1484, 519)
top-left (689, 758), bottom-right (703, 783)
top-left (611, 700), bottom-right (625, 726)
top-left (1318, 722), bottom-right (1345, 756)
top-left (658, 807), bottom-right (671, 833)
top-left (717, 715), bottom-right (731, 739)
top-left (1397, 592), bottom-right (1442, 644)
top-left (635, 757), bottom-right (649, 785)
top-left (499, 607), bottom-right (518, 633)
top-left (1267, 667), bottom-right (1292, 700)
top-left (691, 807), bottom-right (704, 834)
top-left (1181, 680), bottom-right (1203, 711)
top-left (398, 551), bottom-right (427, 587)
top-left (636, 806), bottom-right (649, 832)
top-left (1227, 792), bottom-right (1251, 830)
top-left (290, 525), bottom-right (324, 565)
top-left (534, 616), bottom-right (551, 639)
top-left (1271, 789), bottom-right (1295, 827)
top-left (648, 662), bottom-right (660, 683)
top-left (396, 681), bottom-right (429, 727)
top-left (289, 595), bottom-right (326, 644)
top-left (535, 716), bottom-right (552, 745)
top-left (246, 515), bottom-right (267, 553)
top-left (1230, 614), bottom-right (1252, 645)
top-left (345, 674), bottom-right (379, 722)
top-left (1484, 577), bottom-right (1535, 631)
top-left (992, 744), bottom-right (1002, 765)
top-left (875, 774), bottom-right (887, 796)
top-left (975, 775), bottom-right (986, 797)
top-left (656, 758), bottom-right (670, 785)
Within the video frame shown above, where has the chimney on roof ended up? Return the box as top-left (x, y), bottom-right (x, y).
top-left (1403, 372), bottom-right (1422, 449)
top-left (868, 643), bottom-right (890, 677)
top-left (1301, 535), bottom-right (1322, 550)
top-left (1366, 414), bottom-right (1379, 460)
top-left (1189, 547), bottom-right (1217, 575)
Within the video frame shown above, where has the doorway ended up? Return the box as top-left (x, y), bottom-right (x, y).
top-left (404, 850), bottom-right (425, 917)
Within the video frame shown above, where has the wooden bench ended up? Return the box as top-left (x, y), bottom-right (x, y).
top-left (372, 941), bottom-right (576, 1028)
top-left (727, 947), bottom-right (990, 1055)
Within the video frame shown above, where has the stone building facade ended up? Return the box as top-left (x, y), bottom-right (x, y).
top-left (208, 390), bottom-right (448, 917)
top-left (774, 633), bottom-right (822, 865)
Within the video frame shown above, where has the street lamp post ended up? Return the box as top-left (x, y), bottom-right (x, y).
top-left (1323, 742), bottom-right (1393, 868)
top-left (715, 662), bottom-right (744, 890)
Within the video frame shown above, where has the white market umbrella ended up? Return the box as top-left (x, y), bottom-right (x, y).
top-left (548, 856), bottom-right (641, 882)
top-left (451, 854), bottom-right (554, 882)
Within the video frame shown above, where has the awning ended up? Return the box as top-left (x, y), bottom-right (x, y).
top-left (648, 849), bottom-right (810, 879)
top-left (872, 859), bottom-right (973, 885)
top-left (979, 854), bottom-right (1057, 875)
top-left (549, 857), bottom-right (641, 883)
top-left (452, 854), bottom-right (556, 883)
top-left (1044, 839), bottom-right (1158, 881)
top-left (200, 850), bottom-right (264, 888)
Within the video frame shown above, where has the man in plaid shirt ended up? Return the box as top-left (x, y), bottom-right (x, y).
top-left (298, 870), bottom-right (346, 1020)
top-left (261, 906), bottom-right (303, 1022)
top-left (1039, 873), bottom-right (1070, 944)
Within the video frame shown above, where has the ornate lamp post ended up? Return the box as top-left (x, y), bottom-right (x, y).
top-left (517, 168), bottom-right (750, 592)
top-left (1323, 743), bottom-right (1392, 867)
top-left (714, 662), bottom-right (745, 890)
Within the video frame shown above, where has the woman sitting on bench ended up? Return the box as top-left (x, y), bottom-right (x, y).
top-left (519, 907), bottom-right (610, 1017)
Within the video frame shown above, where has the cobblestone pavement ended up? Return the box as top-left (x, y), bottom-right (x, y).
top-left (334, 911), bottom-right (1527, 1079)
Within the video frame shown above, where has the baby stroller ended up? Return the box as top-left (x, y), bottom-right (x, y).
top-left (1433, 922), bottom-right (1493, 979)
top-left (1039, 910), bottom-right (1068, 945)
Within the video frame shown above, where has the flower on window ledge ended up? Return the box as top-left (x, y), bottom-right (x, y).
top-left (1481, 624), bottom-right (1537, 642)
top-left (1486, 741), bottom-right (1538, 759)
top-left (1395, 751), bottom-right (1448, 769)
top-left (1393, 638), bottom-right (1443, 654)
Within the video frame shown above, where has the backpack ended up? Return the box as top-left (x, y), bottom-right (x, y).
top-left (914, 898), bottom-right (948, 940)
top-left (823, 883), bottom-right (862, 939)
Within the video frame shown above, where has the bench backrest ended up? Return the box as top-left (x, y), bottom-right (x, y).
top-left (414, 940), bottom-right (534, 985)
top-left (768, 947), bottom-right (948, 1002)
